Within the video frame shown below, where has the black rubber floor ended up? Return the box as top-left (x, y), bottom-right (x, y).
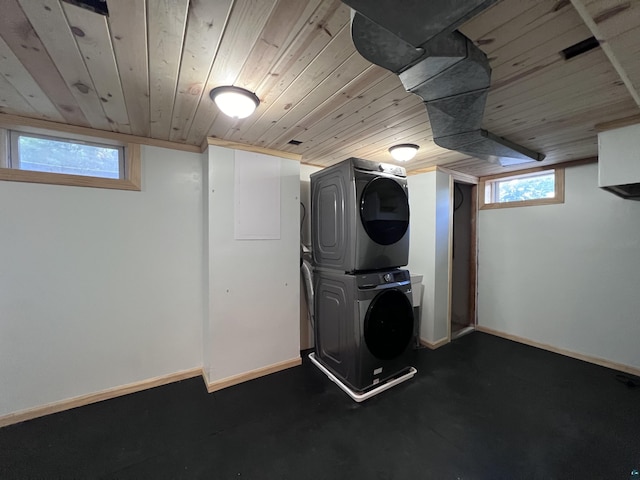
top-left (1, 332), bottom-right (639, 479)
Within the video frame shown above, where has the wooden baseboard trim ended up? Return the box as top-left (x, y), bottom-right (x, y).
top-left (0, 367), bottom-right (202, 429)
top-left (420, 337), bottom-right (450, 350)
top-left (476, 326), bottom-right (640, 377)
top-left (205, 357), bottom-right (302, 393)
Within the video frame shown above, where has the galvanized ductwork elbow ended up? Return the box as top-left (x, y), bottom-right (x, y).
top-left (345, 0), bottom-right (545, 166)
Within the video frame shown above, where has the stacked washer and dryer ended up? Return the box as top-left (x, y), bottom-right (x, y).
top-left (309, 157), bottom-right (417, 400)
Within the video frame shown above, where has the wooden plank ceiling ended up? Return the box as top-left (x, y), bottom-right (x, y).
top-left (0, 0), bottom-right (639, 176)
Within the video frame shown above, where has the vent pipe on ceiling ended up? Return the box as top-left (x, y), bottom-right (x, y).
top-left (344, 0), bottom-right (545, 166)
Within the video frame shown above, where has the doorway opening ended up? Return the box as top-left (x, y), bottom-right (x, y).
top-left (451, 181), bottom-right (477, 339)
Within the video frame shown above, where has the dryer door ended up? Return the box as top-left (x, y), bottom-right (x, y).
top-left (364, 288), bottom-right (414, 360)
top-left (360, 177), bottom-right (409, 245)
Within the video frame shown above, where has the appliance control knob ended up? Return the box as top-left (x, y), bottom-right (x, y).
top-left (383, 273), bottom-right (392, 282)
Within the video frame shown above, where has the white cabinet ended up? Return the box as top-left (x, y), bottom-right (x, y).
top-left (598, 123), bottom-right (640, 189)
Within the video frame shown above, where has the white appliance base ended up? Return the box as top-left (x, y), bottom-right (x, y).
top-left (309, 352), bottom-right (417, 402)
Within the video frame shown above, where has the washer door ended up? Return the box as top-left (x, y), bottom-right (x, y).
top-left (360, 177), bottom-right (409, 245)
top-left (364, 288), bottom-right (414, 360)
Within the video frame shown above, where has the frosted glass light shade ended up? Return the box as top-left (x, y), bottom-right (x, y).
top-left (389, 143), bottom-right (419, 161)
top-left (209, 86), bottom-right (260, 119)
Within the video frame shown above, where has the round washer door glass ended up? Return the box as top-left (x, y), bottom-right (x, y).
top-left (360, 177), bottom-right (409, 245)
top-left (364, 289), bottom-right (414, 360)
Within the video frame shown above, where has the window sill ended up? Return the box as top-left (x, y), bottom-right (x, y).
top-left (0, 144), bottom-right (141, 191)
top-left (479, 167), bottom-right (565, 210)
top-left (479, 197), bottom-right (564, 210)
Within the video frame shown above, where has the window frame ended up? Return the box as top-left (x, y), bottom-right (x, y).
top-left (479, 166), bottom-right (565, 210)
top-left (0, 126), bottom-right (140, 191)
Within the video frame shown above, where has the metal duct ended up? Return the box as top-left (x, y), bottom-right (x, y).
top-left (345, 0), bottom-right (545, 166)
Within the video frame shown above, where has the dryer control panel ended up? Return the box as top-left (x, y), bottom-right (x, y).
top-left (348, 157), bottom-right (406, 177)
top-left (357, 269), bottom-right (410, 289)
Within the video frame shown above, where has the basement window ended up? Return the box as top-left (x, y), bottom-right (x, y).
top-left (480, 167), bottom-right (564, 209)
top-left (0, 127), bottom-right (140, 191)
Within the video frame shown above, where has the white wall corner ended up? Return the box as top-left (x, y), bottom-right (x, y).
top-left (407, 170), bottom-right (453, 344)
top-left (203, 146), bottom-right (300, 385)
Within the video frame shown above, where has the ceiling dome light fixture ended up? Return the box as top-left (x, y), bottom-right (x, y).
top-left (389, 143), bottom-right (419, 162)
top-left (209, 86), bottom-right (260, 119)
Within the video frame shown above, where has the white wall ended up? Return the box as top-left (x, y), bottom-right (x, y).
top-left (407, 170), bottom-right (452, 344)
top-left (478, 162), bottom-right (640, 370)
top-left (203, 146), bottom-right (300, 382)
top-left (0, 146), bottom-right (204, 417)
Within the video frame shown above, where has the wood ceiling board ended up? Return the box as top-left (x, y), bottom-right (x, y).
top-left (594, 113), bottom-right (640, 131)
top-left (589, 0), bottom-right (640, 37)
top-left (249, 0), bottom-right (348, 102)
top-left (147, 0), bottom-right (189, 139)
top-left (168, 0), bottom-right (233, 143)
top-left (485, 6), bottom-right (588, 68)
top-left (224, 1), bottom-right (350, 143)
top-left (488, 50), bottom-right (612, 111)
top-left (606, 28), bottom-right (640, 61)
top-left (485, 60), bottom-right (627, 126)
top-left (265, 64), bottom-right (389, 149)
top-left (204, 1), bottom-right (332, 144)
top-left (506, 124), bottom-right (600, 154)
top-left (256, 52), bottom-right (372, 148)
top-left (347, 129), bottom-right (437, 165)
top-left (17, 0), bottom-right (112, 131)
top-left (304, 103), bottom-right (428, 163)
top-left (592, 18), bottom-right (640, 102)
top-left (460, 0), bottom-right (574, 56)
top-left (0, 74), bottom-right (37, 115)
top-left (292, 78), bottom-right (417, 149)
top-left (571, 0), bottom-right (640, 106)
top-left (61, 2), bottom-right (131, 133)
top-left (504, 98), bottom-right (639, 143)
top-left (319, 114), bottom-right (430, 163)
top-left (205, 112), bottom-right (240, 144)
top-left (0, 36), bottom-right (63, 122)
top-left (458, 0), bottom-right (544, 42)
top-left (488, 23), bottom-right (594, 85)
top-left (183, 0), bottom-right (279, 145)
top-left (233, 0), bottom-right (325, 93)
top-left (487, 87), bottom-right (632, 138)
top-left (0, 0), bottom-right (637, 177)
top-left (241, 27), bottom-right (364, 146)
top-left (278, 70), bottom-right (398, 147)
top-left (107, 0), bottom-right (150, 137)
top-left (295, 86), bottom-right (422, 159)
top-left (0, 0), bottom-right (88, 126)
top-left (531, 139), bottom-right (598, 164)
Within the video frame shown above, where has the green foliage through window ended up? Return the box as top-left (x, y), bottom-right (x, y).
top-left (495, 173), bottom-right (555, 202)
top-left (14, 134), bottom-right (122, 179)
